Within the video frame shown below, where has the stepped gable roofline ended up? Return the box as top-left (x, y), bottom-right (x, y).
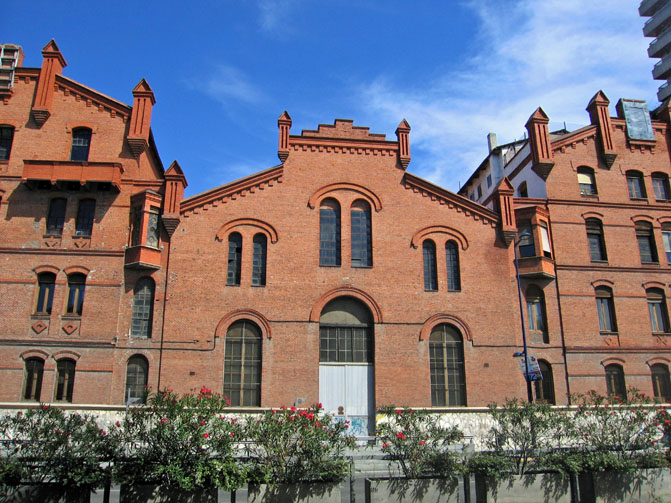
top-left (290, 118), bottom-right (397, 149)
top-left (403, 172), bottom-right (499, 225)
top-left (180, 164), bottom-right (284, 214)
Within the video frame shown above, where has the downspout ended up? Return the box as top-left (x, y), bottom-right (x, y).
top-left (156, 234), bottom-right (171, 390)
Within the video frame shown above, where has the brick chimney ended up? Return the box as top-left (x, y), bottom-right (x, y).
top-left (395, 119), bottom-right (411, 169)
top-left (586, 91), bottom-right (617, 168)
top-left (127, 79), bottom-right (156, 158)
top-left (277, 111), bottom-right (292, 162)
top-left (31, 40), bottom-right (67, 127)
top-left (493, 177), bottom-right (516, 245)
top-left (525, 107), bottom-right (554, 180)
top-left (162, 160), bottom-right (188, 237)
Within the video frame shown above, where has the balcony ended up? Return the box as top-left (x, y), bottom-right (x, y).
top-left (649, 26), bottom-right (671, 57)
top-left (658, 81), bottom-right (671, 102)
top-left (22, 160), bottom-right (124, 191)
top-left (644, 1), bottom-right (671, 37)
top-left (640, 0), bottom-right (667, 17)
top-left (124, 245), bottom-right (161, 270)
top-left (653, 53), bottom-right (671, 80)
top-left (517, 256), bottom-right (555, 279)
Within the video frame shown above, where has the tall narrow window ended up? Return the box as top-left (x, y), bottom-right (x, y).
top-left (647, 287), bottom-right (670, 333)
top-left (596, 286), bottom-right (617, 332)
top-left (131, 277), bottom-right (155, 338)
top-left (651, 364), bottom-right (671, 402)
top-left (626, 170), bottom-right (646, 199)
top-left (518, 223), bottom-right (535, 257)
top-left (46, 198), bottom-right (67, 235)
top-left (577, 167), bottom-right (597, 195)
top-left (445, 241), bottom-right (461, 291)
top-left (652, 173), bottom-right (670, 201)
top-left (131, 206), bottom-right (142, 246)
top-left (518, 182), bottom-right (528, 198)
top-left (146, 207), bottom-right (160, 248)
top-left (0, 125), bottom-right (14, 160)
top-left (66, 273), bottom-right (86, 316)
top-left (526, 285), bottom-right (548, 342)
top-left (35, 272), bottom-right (56, 314)
top-left (224, 320), bottom-right (262, 406)
top-left (636, 221), bottom-right (658, 263)
top-left (319, 199), bottom-right (341, 266)
top-left (586, 218), bottom-right (607, 262)
top-left (252, 233), bottom-right (267, 286)
top-left (23, 358), bottom-right (44, 401)
top-left (662, 223), bottom-right (671, 264)
top-left (534, 360), bottom-right (555, 404)
top-left (70, 127), bottom-right (92, 162)
top-left (429, 324), bottom-right (466, 406)
top-left (605, 364), bottom-right (626, 400)
top-left (125, 355), bottom-right (149, 405)
top-left (55, 359), bottom-right (76, 402)
top-left (75, 199), bottom-right (96, 236)
top-left (351, 200), bottom-right (372, 267)
top-left (423, 240), bottom-right (437, 291)
top-left (540, 222), bottom-right (552, 258)
top-left (226, 232), bottom-right (242, 286)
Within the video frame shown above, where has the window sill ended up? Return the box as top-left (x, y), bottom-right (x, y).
top-left (351, 265), bottom-right (373, 269)
top-left (629, 197), bottom-right (649, 203)
top-left (641, 262), bottom-right (660, 266)
top-left (424, 289), bottom-right (439, 293)
top-left (251, 284), bottom-right (266, 288)
top-left (43, 233), bottom-right (63, 238)
top-left (599, 331), bottom-right (618, 336)
top-left (31, 313), bottom-right (51, 319)
top-left (225, 284), bottom-right (241, 287)
top-left (72, 234), bottom-right (91, 239)
top-left (590, 259), bottom-right (609, 264)
top-left (652, 332), bottom-right (671, 336)
top-left (654, 199), bottom-right (670, 203)
top-left (580, 193), bottom-right (599, 200)
top-left (319, 264), bottom-right (342, 268)
top-left (61, 314), bottom-right (81, 320)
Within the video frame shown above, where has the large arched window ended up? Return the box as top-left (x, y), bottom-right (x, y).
top-left (586, 218), bottom-right (607, 262)
top-left (605, 364), bottom-right (626, 400)
top-left (224, 320), bottom-right (262, 406)
top-left (526, 285), bottom-right (548, 342)
top-left (55, 359), bottom-right (76, 402)
top-left (647, 287), bottom-right (670, 333)
top-left (66, 273), bottom-right (86, 316)
top-left (23, 358), bottom-right (44, 401)
top-left (125, 355), bottom-right (149, 405)
top-left (351, 200), bottom-right (372, 267)
top-left (252, 233), bottom-right (267, 286)
top-left (46, 198), bottom-right (67, 235)
top-left (131, 277), bottom-right (155, 338)
top-left (319, 198), bottom-right (341, 266)
top-left (35, 272), bottom-right (56, 314)
top-left (429, 324), bottom-right (466, 406)
top-left (226, 232), bottom-right (242, 286)
top-left (651, 363), bottom-right (671, 402)
top-left (445, 241), bottom-right (461, 291)
top-left (423, 240), bottom-right (437, 291)
top-left (636, 221), bottom-right (658, 264)
top-left (319, 297), bottom-right (373, 363)
top-left (70, 127), bottom-right (92, 162)
top-left (595, 286), bottom-right (617, 333)
top-left (577, 166), bottom-right (597, 195)
top-left (534, 360), bottom-right (555, 404)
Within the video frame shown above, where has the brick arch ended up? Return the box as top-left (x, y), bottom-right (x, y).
top-left (647, 357), bottom-right (671, 367)
top-left (63, 266), bottom-right (90, 276)
top-left (309, 287), bottom-right (382, 323)
top-left (52, 350), bottom-right (81, 361)
top-left (591, 279), bottom-right (615, 289)
top-left (308, 183), bottom-right (382, 212)
top-left (581, 211), bottom-right (605, 220)
top-left (642, 281), bottom-right (667, 290)
top-left (33, 265), bottom-right (60, 276)
top-left (601, 357), bottom-right (626, 367)
top-left (419, 313), bottom-right (472, 341)
top-left (66, 123), bottom-right (97, 134)
top-left (411, 226), bottom-right (469, 251)
top-left (658, 216), bottom-right (671, 224)
top-left (631, 214), bottom-right (655, 224)
top-left (215, 218), bottom-right (278, 243)
top-left (20, 349), bottom-right (49, 360)
top-left (216, 309), bottom-right (272, 339)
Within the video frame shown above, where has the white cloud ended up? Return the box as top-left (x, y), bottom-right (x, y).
top-left (258, 0), bottom-right (298, 35)
top-left (357, 0), bottom-right (659, 191)
top-left (198, 64), bottom-right (266, 107)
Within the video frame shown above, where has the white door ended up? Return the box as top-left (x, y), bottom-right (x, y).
top-left (319, 363), bottom-right (375, 437)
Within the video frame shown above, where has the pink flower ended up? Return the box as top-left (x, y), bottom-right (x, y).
top-left (290, 406), bottom-right (297, 411)
top-left (99, 429), bottom-right (107, 436)
top-left (382, 442), bottom-right (390, 449)
top-left (395, 409), bottom-right (402, 414)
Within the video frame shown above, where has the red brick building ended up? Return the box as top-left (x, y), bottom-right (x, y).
top-left (1, 42), bottom-right (670, 433)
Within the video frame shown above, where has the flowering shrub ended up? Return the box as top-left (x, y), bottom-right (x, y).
top-left (0, 406), bottom-right (117, 489)
top-left (243, 404), bottom-right (355, 484)
top-left (376, 406), bottom-right (464, 478)
top-left (655, 406), bottom-right (671, 458)
top-left (113, 387), bottom-right (245, 490)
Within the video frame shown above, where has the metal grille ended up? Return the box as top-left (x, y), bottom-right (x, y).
top-left (445, 241), bottom-right (460, 291)
top-left (319, 203), bottom-right (341, 266)
top-left (423, 240), bottom-right (437, 291)
top-left (75, 199), bottom-right (96, 236)
top-left (351, 206), bottom-right (372, 267)
top-left (131, 278), bottom-right (154, 338)
top-left (226, 233), bottom-right (242, 285)
top-left (320, 326), bottom-right (372, 363)
top-left (429, 324), bottom-right (466, 406)
top-left (252, 234), bottom-right (267, 286)
top-left (224, 321), bottom-right (262, 406)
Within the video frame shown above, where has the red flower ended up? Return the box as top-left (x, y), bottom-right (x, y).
top-left (230, 432), bottom-right (235, 437)
top-left (317, 403), bottom-right (323, 408)
top-left (382, 442), bottom-right (390, 449)
top-left (419, 440), bottom-right (425, 445)
top-left (203, 433), bottom-right (210, 439)
top-left (116, 421), bottom-right (121, 427)
top-left (397, 432), bottom-right (406, 440)
top-left (99, 429), bottom-right (107, 436)
top-left (290, 406), bottom-right (297, 411)
top-left (395, 409), bottom-right (402, 414)
top-left (200, 420), bottom-right (206, 426)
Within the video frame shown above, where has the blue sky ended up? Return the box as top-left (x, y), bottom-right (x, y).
top-left (4, 0), bottom-right (659, 197)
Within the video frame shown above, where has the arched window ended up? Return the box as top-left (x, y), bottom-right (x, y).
top-left (605, 364), bottom-right (626, 400)
top-left (652, 172), bottom-right (670, 201)
top-left (662, 223), bottom-right (671, 265)
top-left (534, 360), bottom-right (555, 404)
top-left (319, 297), bottom-right (373, 363)
top-left (423, 240), bottom-right (437, 291)
top-left (125, 355), bottom-right (149, 405)
top-left (577, 167), bottom-right (597, 195)
top-left (636, 221), bottom-right (658, 264)
top-left (252, 233), bottom-right (267, 286)
top-left (626, 170), bottom-right (646, 199)
top-left (46, 198), bottom-right (67, 235)
top-left (647, 287), bottom-right (670, 333)
top-left (526, 285), bottom-right (548, 342)
top-left (351, 200), bottom-right (372, 267)
top-left (131, 277), bottom-right (155, 338)
top-left (55, 359), bottom-right (76, 402)
top-left (66, 273), bottom-right (86, 316)
top-left (224, 320), bottom-right (262, 406)
top-left (518, 182), bottom-right (528, 198)
top-left (23, 358), bottom-right (44, 401)
top-left (75, 199), bottom-right (96, 236)
top-left (429, 324), bottom-right (466, 406)
top-left (445, 241), bottom-right (461, 291)
top-left (595, 286), bottom-right (617, 333)
top-left (651, 363), bottom-right (671, 402)
top-left (35, 272), bottom-right (56, 314)
top-left (319, 198), bottom-right (341, 266)
top-left (70, 127), bottom-right (92, 162)
top-left (226, 232), bottom-right (242, 286)
top-left (586, 218), bottom-right (607, 262)
top-left (0, 125), bottom-right (14, 160)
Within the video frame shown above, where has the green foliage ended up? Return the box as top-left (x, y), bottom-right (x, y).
top-left (243, 403), bottom-right (355, 484)
top-left (113, 387), bottom-right (245, 490)
top-left (654, 405), bottom-right (671, 459)
top-left (376, 406), bottom-right (464, 478)
top-left (466, 452), bottom-right (516, 480)
top-left (0, 405), bottom-right (117, 487)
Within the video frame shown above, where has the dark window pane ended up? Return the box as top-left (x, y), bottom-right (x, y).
top-left (351, 203), bottom-right (372, 267)
top-left (518, 223), bottom-right (535, 257)
top-left (46, 198), bottom-right (67, 235)
top-left (70, 128), bottom-right (91, 162)
top-left (446, 241), bottom-right (460, 291)
top-left (125, 356), bottom-right (148, 404)
top-left (23, 358), bottom-right (44, 401)
top-left (131, 206), bottom-right (142, 246)
top-left (586, 219), bottom-right (607, 261)
top-left (131, 278), bottom-right (154, 338)
top-left (55, 359), bottom-right (76, 402)
top-left (320, 200), bottom-right (341, 266)
top-left (605, 364), bottom-right (626, 400)
top-left (429, 324), bottom-right (466, 406)
top-left (533, 361), bottom-right (555, 404)
top-left (0, 125), bottom-right (14, 160)
top-left (146, 209), bottom-right (160, 248)
top-left (36, 273), bottom-right (56, 314)
top-left (651, 364), bottom-right (671, 402)
top-left (224, 320), bottom-right (262, 406)
top-left (252, 234), bottom-right (267, 286)
top-left (423, 240), bottom-right (437, 291)
top-left (653, 175), bottom-right (669, 201)
top-left (75, 199), bottom-right (96, 236)
top-left (227, 232), bottom-right (242, 285)
top-left (627, 172), bottom-right (645, 199)
top-left (636, 222), bottom-right (658, 263)
top-left (66, 273), bottom-right (86, 315)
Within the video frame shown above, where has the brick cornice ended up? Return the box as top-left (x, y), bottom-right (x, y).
top-left (0, 248), bottom-right (124, 257)
top-left (55, 75), bottom-right (131, 119)
top-left (289, 135), bottom-right (399, 157)
top-left (180, 165), bottom-right (283, 215)
top-left (550, 125), bottom-right (597, 152)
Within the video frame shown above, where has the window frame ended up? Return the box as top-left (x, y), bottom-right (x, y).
top-left (533, 360), bottom-right (556, 405)
top-left (75, 198), bottom-right (96, 237)
top-left (526, 285), bottom-right (548, 342)
top-left (319, 198), bottom-right (341, 267)
top-left (125, 355), bottom-right (149, 405)
top-left (131, 277), bottom-right (155, 338)
top-left (251, 233), bottom-right (267, 287)
top-left (586, 218), bottom-right (608, 262)
top-left (647, 287), bottom-right (670, 334)
top-left (423, 239), bottom-right (438, 291)
top-left (518, 222), bottom-right (535, 257)
top-left (35, 272), bottom-right (56, 315)
top-left (429, 323), bottom-right (467, 407)
top-left (577, 166), bottom-right (597, 196)
top-left (636, 221), bottom-right (658, 264)
top-left (663, 223), bottom-right (671, 265)
top-left (651, 363), bottom-right (671, 402)
top-left (0, 125), bottom-right (14, 161)
top-left (445, 240), bottom-right (461, 292)
top-left (66, 273), bottom-right (86, 316)
top-left (605, 363), bottom-right (627, 400)
top-left (595, 286), bottom-right (617, 333)
top-left (350, 200), bottom-right (372, 268)
top-left (223, 320), bottom-right (262, 406)
top-left (46, 198), bottom-right (67, 236)
top-left (70, 127), bottom-right (92, 162)
top-left (22, 358), bottom-right (44, 401)
top-left (652, 173), bottom-right (671, 202)
top-left (626, 170), bottom-right (647, 199)
top-left (226, 232), bottom-right (242, 286)
top-left (54, 358), bottom-right (76, 402)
